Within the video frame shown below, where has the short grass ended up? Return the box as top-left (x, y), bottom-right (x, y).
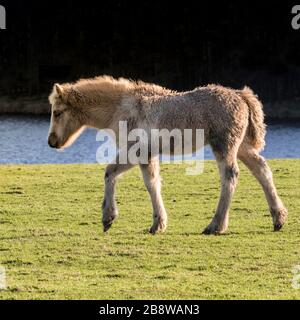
top-left (0, 160), bottom-right (299, 300)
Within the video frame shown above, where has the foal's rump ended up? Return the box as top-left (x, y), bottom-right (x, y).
top-left (191, 85), bottom-right (265, 155)
top-left (193, 85), bottom-right (266, 154)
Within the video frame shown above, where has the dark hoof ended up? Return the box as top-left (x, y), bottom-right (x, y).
top-left (149, 228), bottom-right (155, 235)
top-left (103, 222), bottom-right (113, 232)
top-left (202, 226), bottom-right (225, 235)
top-left (202, 228), bottom-right (222, 235)
top-left (202, 228), bottom-right (214, 235)
top-left (102, 216), bottom-right (116, 232)
top-left (271, 207), bottom-right (288, 232)
top-left (274, 224), bottom-right (283, 232)
top-left (149, 226), bottom-right (161, 235)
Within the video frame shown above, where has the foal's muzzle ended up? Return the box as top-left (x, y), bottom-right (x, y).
top-left (48, 133), bottom-right (59, 148)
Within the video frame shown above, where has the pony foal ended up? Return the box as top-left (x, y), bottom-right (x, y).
top-left (48, 76), bottom-right (288, 234)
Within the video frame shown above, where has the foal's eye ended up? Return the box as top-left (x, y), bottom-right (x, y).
top-left (53, 111), bottom-right (63, 118)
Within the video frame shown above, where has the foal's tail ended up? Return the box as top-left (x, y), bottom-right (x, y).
top-left (237, 86), bottom-right (266, 151)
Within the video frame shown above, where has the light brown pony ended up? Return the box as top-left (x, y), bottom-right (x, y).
top-left (48, 76), bottom-right (288, 234)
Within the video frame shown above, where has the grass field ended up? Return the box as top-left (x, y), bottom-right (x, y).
top-left (0, 160), bottom-right (299, 299)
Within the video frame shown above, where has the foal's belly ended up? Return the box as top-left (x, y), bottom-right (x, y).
top-left (149, 130), bottom-right (209, 156)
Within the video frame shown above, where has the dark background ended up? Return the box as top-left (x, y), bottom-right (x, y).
top-left (0, 1), bottom-right (300, 113)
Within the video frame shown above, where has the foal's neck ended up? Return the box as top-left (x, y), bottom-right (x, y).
top-left (85, 89), bottom-right (134, 130)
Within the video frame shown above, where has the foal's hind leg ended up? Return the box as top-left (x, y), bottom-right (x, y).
top-left (102, 162), bottom-right (135, 232)
top-left (238, 145), bottom-right (288, 231)
top-left (203, 152), bottom-right (239, 235)
top-left (140, 157), bottom-right (167, 234)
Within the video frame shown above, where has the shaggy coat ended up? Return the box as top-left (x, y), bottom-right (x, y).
top-left (48, 76), bottom-right (288, 234)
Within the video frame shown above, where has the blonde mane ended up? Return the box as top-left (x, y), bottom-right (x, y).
top-left (49, 75), bottom-right (173, 109)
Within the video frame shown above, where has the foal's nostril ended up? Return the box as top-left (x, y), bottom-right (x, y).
top-left (48, 133), bottom-right (58, 148)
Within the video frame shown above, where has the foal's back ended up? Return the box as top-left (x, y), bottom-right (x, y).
top-left (147, 84), bottom-right (249, 146)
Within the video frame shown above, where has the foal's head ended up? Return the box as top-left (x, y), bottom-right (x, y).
top-left (48, 84), bottom-right (86, 149)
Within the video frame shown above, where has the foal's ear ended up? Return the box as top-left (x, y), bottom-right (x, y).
top-left (54, 83), bottom-right (64, 98)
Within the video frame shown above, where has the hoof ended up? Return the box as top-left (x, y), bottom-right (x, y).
top-left (202, 227), bottom-right (215, 235)
top-left (103, 222), bottom-right (113, 232)
top-left (102, 216), bottom-right (117, 232)
top-left (202, 228), bottom-right (221, 235)
top-left (149, 221), bottom-right (167, 235)
top-left (271, 207), bottom-right (288, 232)
top-left (273, 223), bottom-right (283, 232)
top-left (149, 227), bottom-right (156, 235)
top-left (202, 223), bottom-right (227, 235)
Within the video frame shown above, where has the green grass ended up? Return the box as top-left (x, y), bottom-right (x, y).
top-left (0, 160), bottom-right (299, 300)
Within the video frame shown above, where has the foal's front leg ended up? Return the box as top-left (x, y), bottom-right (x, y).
top-left (102, 162), bottom-right (134, 231)
top-left (140, 157), bottom-right (168, 234)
